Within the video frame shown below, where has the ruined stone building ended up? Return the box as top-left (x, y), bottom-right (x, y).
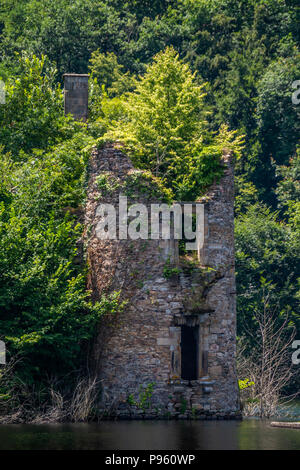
top-left (84, 142), bottom-right (241, 419)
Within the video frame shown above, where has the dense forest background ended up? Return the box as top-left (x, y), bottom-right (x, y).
top-left (0, 0), bottom-right (299, 408)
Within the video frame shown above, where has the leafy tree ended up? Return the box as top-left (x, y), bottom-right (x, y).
top-left (235, 204), bottom-right (300, 341)
top-left (0, 52), bottom-right (124, 385)
top-left (254, 52), bottom-right (300, 196)
top-left (276, 147), bottom-right (300, 218)
top-left (89, 51), bottom-right (134, 97)
top-left (215, 32), bottom-right (267, 136)
top-left (0, 53), bottom-right (72, 156)
top-left (88, 51), bottom-right (135, 123)
top-left (108, 47), bottom-right (243, 200)
top-left (0, 134), bottom-right (123, 382)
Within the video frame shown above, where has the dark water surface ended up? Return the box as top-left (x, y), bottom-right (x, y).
top-left (0, 419), bottom-right (299, 450)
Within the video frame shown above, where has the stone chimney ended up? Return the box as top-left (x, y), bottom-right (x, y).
top-left (63, 74), bottom-right (89, 121)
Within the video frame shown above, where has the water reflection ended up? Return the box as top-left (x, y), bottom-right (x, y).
top-left (0, 420), bottom-right (299, 450)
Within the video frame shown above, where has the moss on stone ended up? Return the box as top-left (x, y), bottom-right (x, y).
top-left (95, 172), bottom-right (121, 196)
top-left (123, 170), bottom-right (173, 203)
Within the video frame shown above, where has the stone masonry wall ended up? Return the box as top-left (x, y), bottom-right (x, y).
top-left (84, 142), bottom-right (241, 420)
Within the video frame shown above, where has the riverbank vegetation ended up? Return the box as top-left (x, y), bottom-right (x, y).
top-left (0, 0), bottom-right (299, 421)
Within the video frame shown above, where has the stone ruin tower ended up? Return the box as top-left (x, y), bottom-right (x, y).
top-left (84, 142), bottom-right (241, 419)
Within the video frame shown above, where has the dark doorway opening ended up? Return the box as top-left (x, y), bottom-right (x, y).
top-left (181, 326), bottom-right (199, 381)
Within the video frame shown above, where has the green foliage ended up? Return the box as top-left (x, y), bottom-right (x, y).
top-left (252, 52), bottom-right (300, 199)
top-left (163, 258), bottom-right (181, 279)
top-left (88, 51), bottom-right (135, 124)
top-left (89, 51), bottom-right (135, 97)
top-left (123, 170), bottom-right (174, 202)
top-left (235, 204), bottom-right (300, 342)
top-left (239, 379), bottom-right (255, 391)
top-left (0, 82), bottom-right (123, 383)
top-left (235, 176), bottom-right (259, 215)
top-left (180, 397), bottom-right (188, 414)
top-left (127, 382), bottom-right (156, 412)
top-left (276, 148), bottom-right (300, 225)
top-left (94, 168), bottom-right (174, 202)
top-left (96, 173), bottom-right (121, 197)
top-left (107, 47), bottom-right (243, 200)
top-left (108, 47), bottom-right (207, 174)
top-left (0, 53), bottom-right (74, 156)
